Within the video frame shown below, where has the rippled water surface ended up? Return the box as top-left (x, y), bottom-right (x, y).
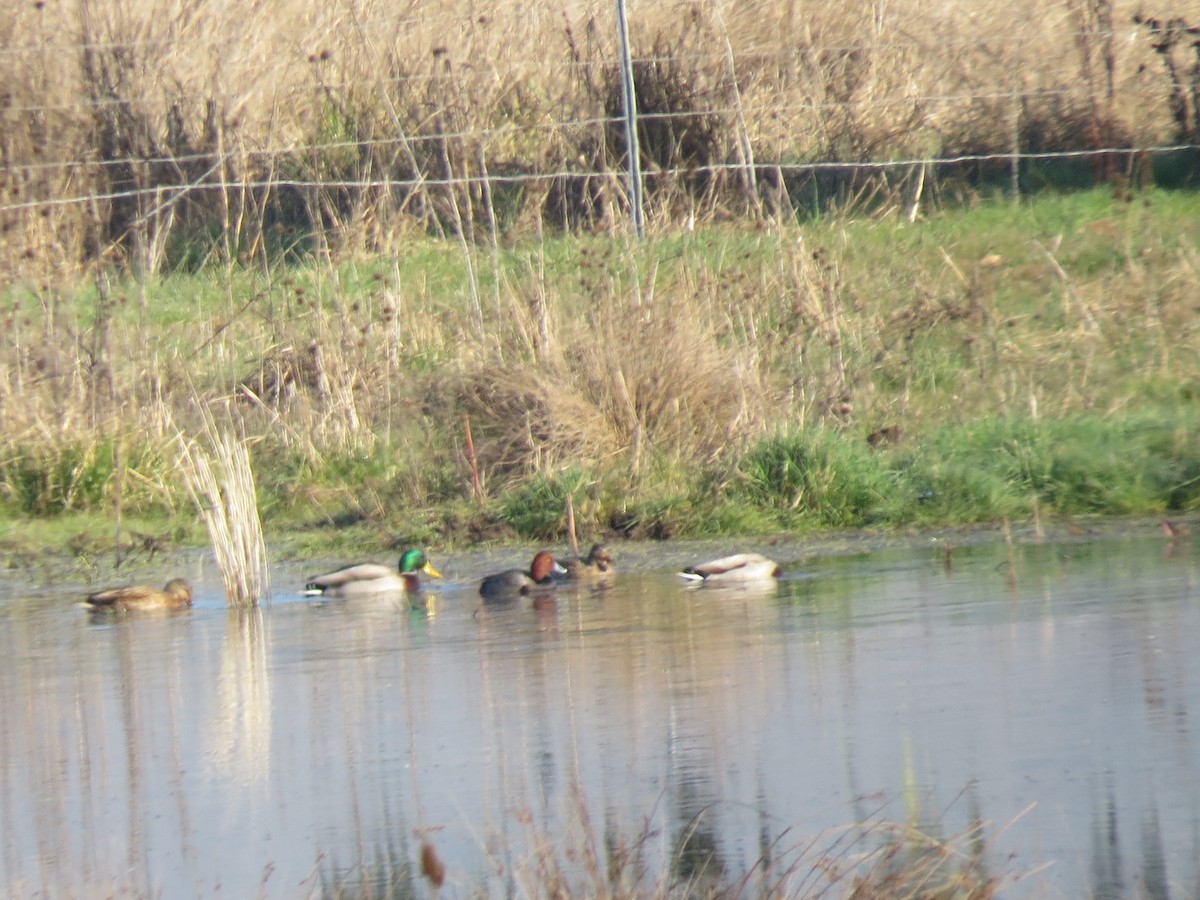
top-left (1, 527), bottom-right (1198, 897)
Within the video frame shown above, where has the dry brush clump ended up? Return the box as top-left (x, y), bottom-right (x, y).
top-left (456, 286), bottom-right (774, 488)
top-left (1134, 10), bottom-right (1200, 142)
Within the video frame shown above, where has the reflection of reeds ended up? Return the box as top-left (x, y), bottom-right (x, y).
top-left (208, 608), bottom-right (272, 787)
top-left (314, 840), bottom-right (419, 900)
top-left (178, 423), bottom-right (269, 607)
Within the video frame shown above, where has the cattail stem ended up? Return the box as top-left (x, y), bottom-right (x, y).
top-left (566, 494), bottom-right (578, 557)
top-left (113, 439), bottom-right (123, 572)
top-left (463, 414), bottom-right (483, 505)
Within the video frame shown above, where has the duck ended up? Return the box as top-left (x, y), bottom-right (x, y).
top-left (678, 553), bottom-right (781, 586)
top-left (304, 548), bottom-right (442, 598)
top-left (558, 543), bottom-right (616, 579)
top-left (479, 550), bottom-right (566, 601)
top-left (85, 578), bottom-right (193, 612)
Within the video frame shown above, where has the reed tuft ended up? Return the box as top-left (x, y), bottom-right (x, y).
top-left (177, 421), bottom-right (270, 607)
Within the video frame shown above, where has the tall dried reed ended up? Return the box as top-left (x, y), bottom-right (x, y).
top-left (177, 419), bottom-right (270, 607)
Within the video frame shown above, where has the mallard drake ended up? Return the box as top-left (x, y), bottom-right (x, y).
top-left (479, 550), bottom-right (566, 601)
top-left (304, 548), bottom-right (442, 598)
top-left (678, 553), bottom-right (781, 586)
top-left (85, 578), bottom-right (193, 612)
top-left (559, 543), bottom-right (616, 579)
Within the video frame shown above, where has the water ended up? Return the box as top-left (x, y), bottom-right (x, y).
top-left (1, 526), bottom-right (1199, 898)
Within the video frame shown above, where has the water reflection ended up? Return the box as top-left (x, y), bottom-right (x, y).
top-left (0, 531), bottom-right (1198, 896)
top-left (208, 608), bottom-right (271, 786)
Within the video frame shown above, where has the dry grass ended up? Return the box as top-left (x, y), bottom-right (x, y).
top-left (0, 0), bottom-right (1196, 279)
top-left (454, 784), bottom-right (1020, 899)
top-left (314, 802), bottom-right (1021, 900)
top-left (457, 282), bottom-right (771, 485)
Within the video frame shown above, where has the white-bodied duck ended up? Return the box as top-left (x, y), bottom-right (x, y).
top-left (678, 553), bottom-right (781, 586)
top-left (305, 548), bottom-right (442, 598)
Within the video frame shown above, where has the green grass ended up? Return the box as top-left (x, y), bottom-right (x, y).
top-left (0, 439), bottom-right (181, 517)
top-left (889, 412), bottom-right (1200, 526)
top-left (3, 187), bottom-right (1200, 559)
top-left (497, 467), bottom-right (595, 540)
top-left (730, 429), bottom-right (898, 529)
top-left (683, 411), bottom-right (1200, 537)
top-left (0, 512), bottom-right (196, 575)
top-left (14, 409), bottom-right (1187, 557)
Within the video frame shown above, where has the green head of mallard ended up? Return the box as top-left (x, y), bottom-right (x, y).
top-left (400, 548), bottom-right (442, 579)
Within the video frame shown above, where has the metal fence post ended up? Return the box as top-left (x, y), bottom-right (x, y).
top-left (616, 0), bottom-right (645, 238)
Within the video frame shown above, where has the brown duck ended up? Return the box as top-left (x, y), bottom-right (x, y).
top-left (85, 578), bottom-right (194, 612)
top-left (558, 543), bottom-right (616, 579)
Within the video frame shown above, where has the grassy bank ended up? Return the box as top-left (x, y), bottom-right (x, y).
top-left (2, 187), bottom-right (1200, 562)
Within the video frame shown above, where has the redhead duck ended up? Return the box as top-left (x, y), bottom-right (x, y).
top-left (480, 550), bottom-right (565, 601)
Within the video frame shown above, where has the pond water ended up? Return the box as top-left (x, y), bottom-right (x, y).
top-left (1, 524), bottom-right (1198, 898)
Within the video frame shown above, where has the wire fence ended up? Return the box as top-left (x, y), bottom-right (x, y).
top-left (0, 86), bottom-right (1148, 171)
top-left (6, 144), bottom-right (1199, 217)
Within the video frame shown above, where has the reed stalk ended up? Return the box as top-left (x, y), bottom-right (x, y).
top-left (178, 423), bottom-right (270, 607)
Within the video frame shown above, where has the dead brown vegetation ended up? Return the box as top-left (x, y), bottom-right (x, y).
top-left (456, 286), bottom-right (770, 486)
top-left (0, 0), bottom-right (1195, 280)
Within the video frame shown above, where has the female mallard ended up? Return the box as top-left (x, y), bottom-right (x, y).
top-left (304, 548), bottom-right (442, 598)
top-left (479, 550), bottom-right (566, 601)
top-left (678, 553), bottom-right (781, 586)
top-left (85, 578), bottom-right (193, 612)
top-left (559, 543), bottom-right (616, 579)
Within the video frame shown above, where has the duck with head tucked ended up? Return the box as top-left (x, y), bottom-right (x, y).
top-left (558, 543), bottom-right (616, 580)
top-left (678, 553), bottom-right (781, 586)
top-left (479, 550), bottom-right (566, 601)
top-left (305, 548), bottom-right (442, 599)
top-left (85, 578), bottom-right (194, 612)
